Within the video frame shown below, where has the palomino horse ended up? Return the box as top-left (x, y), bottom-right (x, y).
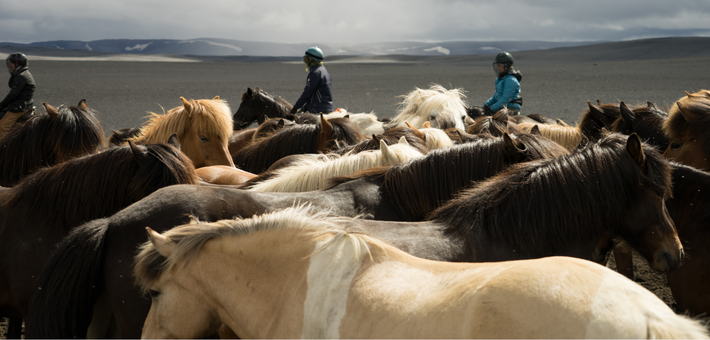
top-left (134, 208), bottom-right (709, 339)
top-left (232, 87), bottom-right (293, 130)
top-left (240, 137), bottom-right (424, 192)
top-left (0, 100), bottom-right (105, 187)
top-left (27, 131), bottom-right (568, 338)
top-left (385, 84), bottom-right (467, 131)
top-left (129, 96), bottom-right (235, 168)
top-left (231, 115), bottom-right (364, 174)
top-left (662, 90), bottom-right (710, 171)
top-left (0, 137), bottom-right (198, 337)
top-left (323, 109), bottom-right (385, 136)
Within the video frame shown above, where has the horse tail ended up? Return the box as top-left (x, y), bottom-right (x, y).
top-left (26, 218), bottom-right (109, 339)
top-left (646, 314), bottom-right (709, 339)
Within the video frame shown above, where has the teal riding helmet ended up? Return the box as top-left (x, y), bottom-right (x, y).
top-left (305, 46), bottom-right (324, 62)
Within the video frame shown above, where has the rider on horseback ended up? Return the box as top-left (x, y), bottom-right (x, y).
top-left (290, 46), bottom-right (333, 114)
top-left (483, 51), bottom-right (522, 115)
top-left (0, 53), bottom-right (36, 138)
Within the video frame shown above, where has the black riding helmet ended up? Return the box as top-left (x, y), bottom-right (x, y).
top-left (6, 53), bottom-right (28, 74)
top-left (492, 51), bottom-right (514, 76)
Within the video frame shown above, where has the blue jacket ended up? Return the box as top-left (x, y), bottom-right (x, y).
top-left (485, 70), bottom-right (522, 112)
top-left (293, 65), bottom-right (333, 113)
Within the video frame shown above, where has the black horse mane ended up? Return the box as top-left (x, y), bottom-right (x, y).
top-left (429, 133), bottom-right (672, 257)
top-left (330, 133), bottom-right (568, 220)
top-left (0, 102), bottom-right (106, 187)
top-left (7, 142), bottom-right (198, 231)
top-left (611, 102), bottom-right (669, 152)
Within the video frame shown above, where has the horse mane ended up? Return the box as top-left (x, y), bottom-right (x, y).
top-left (420, 127), bottom-right (454, 150)
top-left (7, 142), bottom-right (198, 232)
top-left (466, 110), bottom-right (512, 137)
top-left (577, 102), bottom-right (620, 140)
top-left (231, 124), bottom-right (322, 174)
top-left (386, 84), bottom-right (467, 130)
top-left (134, 207), bottom-right (383, 294)
top-left (242, 140), bottom-right (424, 192)
top-left (663, 90), bottom-right (710, 153)
top-left (0, 101), bottom-right (106, 187)
top-left (429, 133), bottom-right (672, 257)
top-left (516, 122), bottom-right (583, 151)
top-left (131, 97), bottom-right (233, 145)
top-left (243, 87), bottom-right (293, 122)
top-left (342, 126), bottom-right (428, 155)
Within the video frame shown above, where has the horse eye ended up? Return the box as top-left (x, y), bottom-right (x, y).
top-left (149, 289), bottom-right (161, 299)
top-left (200, 135), bottom-right (209, 142)
top-left (670, 142), bottom-right (681, 150)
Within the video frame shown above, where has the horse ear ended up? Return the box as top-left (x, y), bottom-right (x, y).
top-left (422, 121), bottom-right (432, 128)
top-left (587, 100), bottom-right (611, 123)
top-left (277, 119), bottom-right (285, 128)
top-left (320, 114), bottom-right (333, 136)
top-left (379, 139), bottom-right (394, 159)
top-left (78, 99), bottom-right (89, 110)
top-left (371, 134), bottom-right (381, 143)
top-left (181, 97), bottom-right (193, 113)
top-left (675, 101), bottom-right (698, 123)
top-left (398, 136), bottom-right (409, 145)
top-left (405, 121), bottom-right (426, 141)
top-left (503, 132), bottom-right (526, 153)
top-left (43, 102), bottom-right (59, 117)
top-left (619, 101), bottom-right (637, 124)
top-left (129, 140), bottom-right (150, 164)
top-left (146, 227), bottom-right (176, 258)
top-left (247, 88), bottom-right (253, 96)
top-left (529, 124), bottom-right (542, 136)
top-left (646, 101), bottom-right (657, 109)
top-left (596, 99), bottom-right (603, 106)
top-left (167, 133), bottom-right (181, 149)
top-left (465, 115), bottom-right (475, 126)
top-left (626, 133), bottom-right (646, 167)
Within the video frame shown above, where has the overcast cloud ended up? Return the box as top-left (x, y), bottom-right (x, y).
top-left (2, 0), bottom-right (710, 44)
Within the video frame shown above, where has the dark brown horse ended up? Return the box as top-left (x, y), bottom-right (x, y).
top-left (662, 90), bottom-right (710, 171)
top-left (0, 100), bottom-right (105, 187)
top-left (0, 137), bottom-right (198, 336)
top-left (231, 115), bottom-right (364, 174)
top-left (27, 133), bottom-right (680, 339)
top-left (611, 101), bottom-right (669, 152)
top-left (232, 87), bottom-right (293, 130)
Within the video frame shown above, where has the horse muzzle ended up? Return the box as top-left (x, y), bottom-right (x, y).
top-left (652, 245), bottom-right (684, 273)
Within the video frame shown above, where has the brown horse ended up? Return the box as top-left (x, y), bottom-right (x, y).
top-left (0, 100), bottom-right (105, 187)
top-left (27, 133), bottom-right (680, 339)
top-left (129, 96), bottom-right (235, 168)
top-left (231, 115), bottom-right (364, 174)
top-left (662, 90), bottom-right (710, 171)
top-left (196, 165), bottom-right (257, 186)
top-left (232, 87), bottom-right (293, 130)
top-left (0, 137), bottom-right (198, 336)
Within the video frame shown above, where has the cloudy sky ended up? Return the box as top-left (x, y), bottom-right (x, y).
top-left (2, 0), bottom-right (710, 44)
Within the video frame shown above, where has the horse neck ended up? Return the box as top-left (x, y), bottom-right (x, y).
top-left (666, 164), bottom-right (710, 233)
top-left (201, 229), bottom-right (367, 338)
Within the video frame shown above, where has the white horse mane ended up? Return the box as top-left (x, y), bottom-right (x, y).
top-left (247, 137), bottom-right (424, 192)
top-left (322, 111), bottom-right (385, 136)
top-left (386, 84), bottom-right (468, 131)
top-left (420, 127), bottom-right (454, 150)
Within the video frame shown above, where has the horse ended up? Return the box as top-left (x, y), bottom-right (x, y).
top-left (128, 96), bottom-right (235, 168)
top-left (240, 137), bottom-right (424, 192)
top-left (0, 100), bottom-right (105, 187)
top-left (662, 90), bottom-right (710, 171)
top-left (611, 101), bottom-right (669, 152)
top-left (133, 207), bottom-right (709, 339)
top-left (385, 84), bottom-right (467, 131)
top-left (228, 118), bottom-right (296, 158)
top-left (27, 131), bottom-right (569, 338)
top-left (0, 136), bottom-right (198, 337)
top-left (323, 109), bottom-right (385, 136)
top-left (232, 87), bottom-right (293, 130)
top-left (339, 124), bottom-right (429, 155)
top-left (195, 165), bottom-right (257, 186)
top-left (231, 115), bottom-right (364, 174)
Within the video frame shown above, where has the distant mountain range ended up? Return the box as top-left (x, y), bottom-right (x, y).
top-left (0, 38), bottom-right (603, 57)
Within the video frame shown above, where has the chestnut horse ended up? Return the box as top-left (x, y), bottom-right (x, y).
top-left (0, 137), bottom-right (198, 337)
top-left (662, 90), bottom-right (710, 171)
top-left (134, 208), bottom-right (708, 339)
top-left (129, 96), bottom-right (235, 168)
top-left (0, 100), bottom-right (105, 187)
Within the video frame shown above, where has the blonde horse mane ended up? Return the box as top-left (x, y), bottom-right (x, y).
top-left (419, 127), bottom-right (454, 150)
top-left (388, 84), bottom-right (467, 130)
top-left (517, 122), bottom-right (583, 151)
top-left (134, 206), bottom-right (385, 293)
top-left (247, 138), bottom-right (424, 192)
top-left (131, 96), bottom-right (233, 144)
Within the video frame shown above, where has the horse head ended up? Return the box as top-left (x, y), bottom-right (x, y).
top-left (663, 91), bottom-right (710, 171)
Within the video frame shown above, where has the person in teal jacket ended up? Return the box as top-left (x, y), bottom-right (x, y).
top-left (484, 51), bottom-right (522, 115)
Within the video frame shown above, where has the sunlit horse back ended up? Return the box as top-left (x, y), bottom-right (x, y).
top-left (135, 208), bottom-right (709, 339)
top-left (130, 96), bottom-right (235, 168)
top-left (662, 90), bottom-right (710, 171)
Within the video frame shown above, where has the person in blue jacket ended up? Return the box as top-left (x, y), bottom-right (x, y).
top-left (290, 46), bottom-right (333, 114)
top-left (483, 51), bottom-right (522, 115)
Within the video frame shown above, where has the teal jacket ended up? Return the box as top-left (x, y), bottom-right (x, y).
top-left (485, 70), bottom-right (522, 112)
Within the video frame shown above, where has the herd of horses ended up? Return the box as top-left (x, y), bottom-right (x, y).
top-left (1, 85), bottom-right (710, 338)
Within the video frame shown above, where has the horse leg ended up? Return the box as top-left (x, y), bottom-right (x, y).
top-left (613, 244), bottom-right (635, 281)
top-left (6, 317), bottom-right (23, 339)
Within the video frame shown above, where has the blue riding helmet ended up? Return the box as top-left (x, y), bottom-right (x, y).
top-left (305, 46), bottom-right (324, 62)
